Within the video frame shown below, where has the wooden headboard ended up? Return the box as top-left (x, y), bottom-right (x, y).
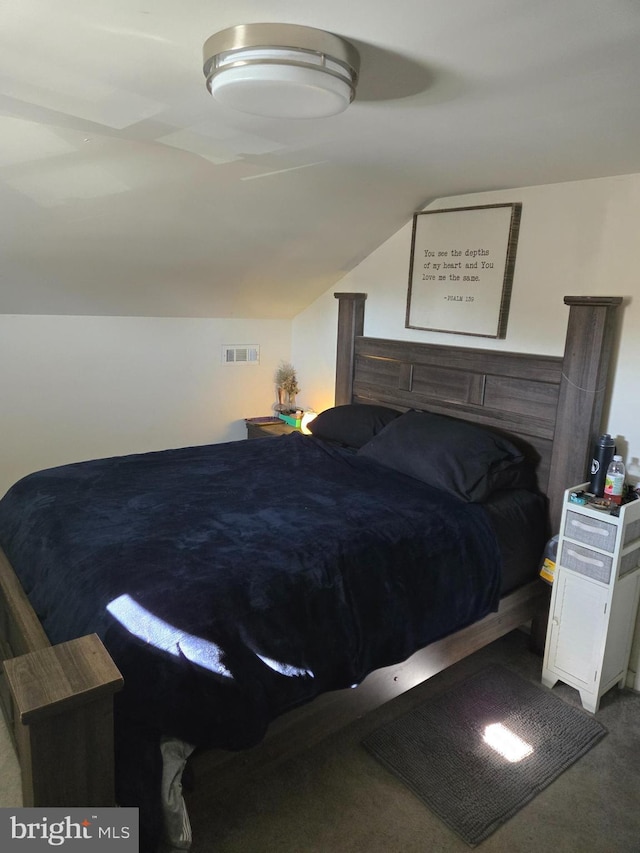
top-left (334, 292), bottom-right (621, 533)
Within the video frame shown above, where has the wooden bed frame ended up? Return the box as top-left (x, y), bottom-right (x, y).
top-left (0, 292), bottom-right (622, 816)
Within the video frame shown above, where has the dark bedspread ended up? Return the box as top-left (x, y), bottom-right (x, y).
top-left (0, 432), bottom-right (504, 845)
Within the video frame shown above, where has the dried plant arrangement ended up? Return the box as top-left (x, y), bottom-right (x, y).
top-left (274, 362), bottom-right (300, 412)
top-left (274, 362), bottom-right (300, 397)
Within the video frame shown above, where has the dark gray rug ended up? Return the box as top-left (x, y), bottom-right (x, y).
top-left (362, 664), bottom-right (607, 846)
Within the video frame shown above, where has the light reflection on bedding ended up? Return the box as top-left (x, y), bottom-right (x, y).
top-left (107, 593), bottom-right (234, 679)
top-left (255, 653), bottom-right (314, 679)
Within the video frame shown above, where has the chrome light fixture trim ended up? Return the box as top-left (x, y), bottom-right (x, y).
top-left (202, 23), bottom-right (360, 118)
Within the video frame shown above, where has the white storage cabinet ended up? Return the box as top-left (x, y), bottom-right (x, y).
top-left (541, 483), bottom-right (640, 712)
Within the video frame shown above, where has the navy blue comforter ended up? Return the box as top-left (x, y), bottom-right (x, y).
top-left (0, 433), bottom-right (502, 844)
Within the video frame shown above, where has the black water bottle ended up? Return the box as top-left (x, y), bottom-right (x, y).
top-left (589, 433), bottom-right (615, 496)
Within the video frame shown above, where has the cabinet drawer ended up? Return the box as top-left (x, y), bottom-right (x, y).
top-left (564, 510), bottom-right (617, 553)
top-left (623, 517), bottom-right (640, 546)
top-left (560, 540), bottom-right (612, 583)
top-left (620, 548), bottom-right (640, 578)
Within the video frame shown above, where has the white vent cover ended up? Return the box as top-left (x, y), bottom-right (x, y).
top-left (222, 344), bottom-right (260, 364)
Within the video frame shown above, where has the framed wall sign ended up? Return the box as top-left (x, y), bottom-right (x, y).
top-left (405, 202), bottom-right (522, 338)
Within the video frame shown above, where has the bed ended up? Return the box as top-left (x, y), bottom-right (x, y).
top-left (0, 292), bottom-right (621, 851)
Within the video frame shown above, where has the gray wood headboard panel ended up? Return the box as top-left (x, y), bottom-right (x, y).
top-left (335, 293), bottom-right (622, 533)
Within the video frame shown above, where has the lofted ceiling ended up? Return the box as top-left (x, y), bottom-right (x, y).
top-left (1, 0), bottom-right (640, 319)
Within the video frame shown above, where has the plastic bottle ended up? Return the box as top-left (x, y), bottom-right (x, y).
top-left (589, 434), bottom-right (616, 496)
top-left (604, 455), bottom-right (625, 505)
top-left (539, 534), bottom-right (559, 585)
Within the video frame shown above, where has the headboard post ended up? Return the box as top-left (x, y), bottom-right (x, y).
top-left (334, 293), bottom-right (367, 405)
top-left (547, 295), bottom-right (622, 531)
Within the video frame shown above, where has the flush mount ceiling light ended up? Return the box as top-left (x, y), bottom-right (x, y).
top-left (203, 23), bottom-right (360, 119)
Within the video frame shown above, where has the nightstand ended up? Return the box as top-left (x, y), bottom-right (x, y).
top-left (541, 483), bottom-right (640, 712)
top-left (245, 417), bottom-right (299, 440)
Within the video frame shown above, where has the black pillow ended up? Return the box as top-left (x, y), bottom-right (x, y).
top-left (357, 410), bottom-right (531, 502)
top-left (308, 404), bottom-right (401, 449)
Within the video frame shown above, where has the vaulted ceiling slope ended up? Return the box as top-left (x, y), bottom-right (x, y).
top-left (2, 1), bottom-right (640, 319)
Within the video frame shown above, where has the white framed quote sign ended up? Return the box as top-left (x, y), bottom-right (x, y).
top-left (405, 203), bottom-right (522, 338)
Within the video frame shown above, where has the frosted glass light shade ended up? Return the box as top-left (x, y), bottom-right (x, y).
top-left (203, 24), bottom-right (359, 119)
top-left (210, 61), bottom-right (352, 119)
top-left (300, 411), bottom-right (318, 434)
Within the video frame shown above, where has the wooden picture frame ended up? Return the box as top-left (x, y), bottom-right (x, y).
top-left (405, 203), bottom-right (522, 338)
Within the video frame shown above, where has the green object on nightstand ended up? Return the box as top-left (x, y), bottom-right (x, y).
top-left (278, 412), bottom-right (303, 428)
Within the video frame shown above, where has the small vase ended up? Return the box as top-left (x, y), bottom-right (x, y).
top-left (276, 387), bottom-right (296, 411)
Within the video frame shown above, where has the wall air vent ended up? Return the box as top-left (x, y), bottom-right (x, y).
top-left (222, 345), bottom-right (260, 364)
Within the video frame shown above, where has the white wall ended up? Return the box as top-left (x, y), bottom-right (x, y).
top-left (294, 173), bottom-right (640, 471)
top-left (292, 172), bottom-right (640, 688)
top-left (0, 314), bottom-right (292, 497)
